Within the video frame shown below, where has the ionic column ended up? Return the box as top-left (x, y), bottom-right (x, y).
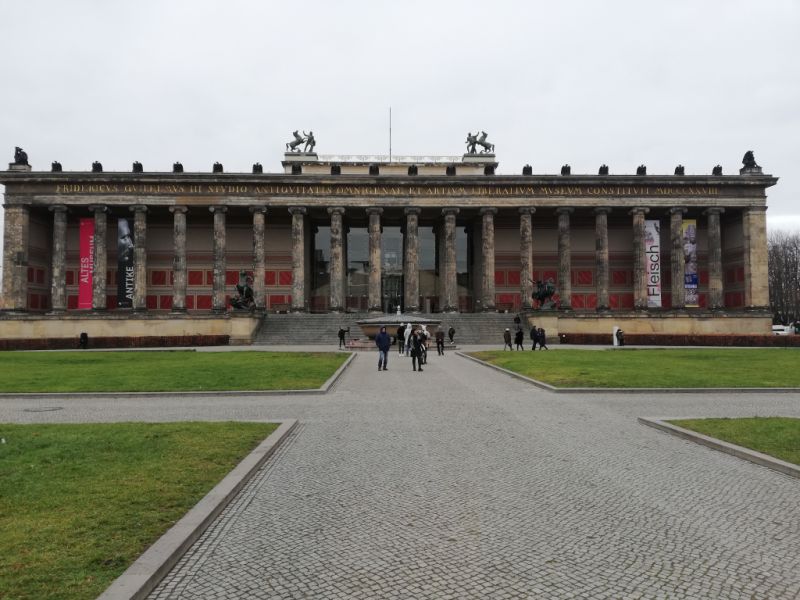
top-left (479, 208), bottom-right (496, 312)
top-left (367, 207), bottom-right (383, 312)
top-left (404, 207), bottom-right (421, 312)
top-left (556, 208), bottom-right (574, 310)
top-left (670, 207), bottom-right (687, 310)
top-left (742, 206), bottom-right (769, 310)
top-left (595, 207), bottom-right (611, 311)
top-left (1, 204), bottom-right (30, 312)
top-left (131, 205), bottom-right (148, 311)
top-left (630, 207), bottom-right (649, 310)
top-left (289, 207), bottom-right (307, 312)
top-left (704, 207), bottom-right (725, 310)
top-left (251, 206), bottom-right (267, 311)
top-left (49, 205), bottom-right (68, 313)
top-left (442, 208), bottom-right (461, 312)
top-left (328, 206), bottom-right (346, 312)
top-left (89, 205), bottom-right (107, 310)
top-left (209, 206), bottom-right (227, 313)
top-left (519, 207), bottom-right (535, 309)
top-left (170, 207), bottom-right (188, 312)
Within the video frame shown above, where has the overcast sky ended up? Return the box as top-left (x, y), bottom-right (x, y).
top-left (1, 0), bottom-right (799, 257)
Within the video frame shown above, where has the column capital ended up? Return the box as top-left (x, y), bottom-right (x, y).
top-left (404, 207), bottom-right (421, 216)
top-left (327, 206), bottom-right (346, 216)
top-left (129, 204), bottom-right (148, 213)
top-left (249, 205), bottom-right (268, 214)
top-left (366, 207), bottom-right (384, 216)
top-left (49, 204), bottom-right (68, 213)
top-left (628, 206), bottom-right (649, 216)
top-left (479, 207), bottom-right (498, 216)
top-left (209, 205), bottom-right (227, 214)
top-left (703, 207), bottom-right (725, 216)
top-left (555, 207), bottom-right (574, 215)
top-left (441, 207), bottom-right (460, 217)
top-left (519, 207), bottom-right (536, 215)
top-left (88, 204), bottom-right (108, 213)
top-left (288, 206), bottom-right (307, 215)
top-left (169, 206), bottom-right (188, 214)
top-left (669, 206), bottom-right (688, 215)
top-left (594, 207), bottom-right (612, 215)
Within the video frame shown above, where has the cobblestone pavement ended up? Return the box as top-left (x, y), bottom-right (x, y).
top-left (2, 351), bottom-right (800, 599)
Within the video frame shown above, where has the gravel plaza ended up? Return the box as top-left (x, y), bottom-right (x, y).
top-left (3, 348), bottom-right (799, 600)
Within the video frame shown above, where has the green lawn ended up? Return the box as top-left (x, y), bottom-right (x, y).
top-left (0, 421), bottom-right (278, 600)
top-left (0, 351), bottom-right (348, 392)
top-left (670, 417), bottom-right (800, 466)
top-left (470, 348), bottom-right (800, 388)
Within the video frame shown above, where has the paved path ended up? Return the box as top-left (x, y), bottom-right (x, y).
top-left (2, 351), bottom-right (800, 599)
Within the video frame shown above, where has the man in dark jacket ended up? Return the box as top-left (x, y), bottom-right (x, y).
top-left (375, 326), bottom-right (391, 371)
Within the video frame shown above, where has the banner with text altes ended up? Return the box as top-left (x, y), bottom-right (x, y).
top-left (117, 218), bottom-right (134, 309)
top-left (78, 218), bottom-right (94, 309)
top-left (682, 219), bottom-right (699, 307)
top-left (644, 220), bottom-right (662, 308)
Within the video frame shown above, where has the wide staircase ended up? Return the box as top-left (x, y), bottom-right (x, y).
top-left (253, 312), bottom-right (525, 346)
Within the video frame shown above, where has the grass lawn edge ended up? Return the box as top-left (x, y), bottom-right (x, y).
top-left (0, 352), bottom-right (356, 397)
top-left (97, 419), bottom-right (298, 600)
top-left (638, 417), bottom-right (800, 480)
top-left (459, 351), bottom-right (800, 393)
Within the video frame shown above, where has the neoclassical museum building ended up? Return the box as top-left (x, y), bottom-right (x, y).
top-left (0, 142), bottom-right (777, 344)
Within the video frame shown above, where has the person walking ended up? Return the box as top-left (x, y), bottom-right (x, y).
top-left (375, 326), bottom-right (391, 371)
top-left (435, 328), bottom-right (445, 355)
top-left (396, 323), bottom-right (406, 355)
top-left (338, 327), bottom-right (347, 349)
top-left (503, 328), bottom-right (513, 351)
top-left (538, 327), bottom-right (549, 350)
top-left (530, 325), bottom-right (538, 351)
top-left (514, 328), bottom-right (524, 351)
top-left (410, 329), bottom-right (424, 372)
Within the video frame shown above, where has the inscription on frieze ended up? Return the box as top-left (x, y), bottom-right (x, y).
top-left (51, 183), bottom-right (721, 198)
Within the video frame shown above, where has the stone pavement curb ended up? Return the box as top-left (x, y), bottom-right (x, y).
top-left (456, 351), bottom-right (800, 394)
top-left (0, 352), bottom-right (355, 399)
top-left (638, 417), bottom-right (800, 480)
top-left (97, 418), bottom-right (299, 600)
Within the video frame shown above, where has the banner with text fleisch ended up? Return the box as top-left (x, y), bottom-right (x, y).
top-left (78, 218), bottom-right (94, 309)
top-left (682, 219), bottom-right (699, 307)
top-left (116, 218), bottom-right (134, 309)
top-left (645, 220), bottom-right (662, 308)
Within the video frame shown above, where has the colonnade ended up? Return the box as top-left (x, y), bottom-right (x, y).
top-left (0, 202), bottom-right (769, 314)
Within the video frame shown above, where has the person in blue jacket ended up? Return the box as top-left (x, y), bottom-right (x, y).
top-left (375, 326), bottom-right (392, 371)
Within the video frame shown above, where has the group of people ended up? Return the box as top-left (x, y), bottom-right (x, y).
top-left (503, 319), bottom-right (548, 351)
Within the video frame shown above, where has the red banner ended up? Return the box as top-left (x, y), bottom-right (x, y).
top-left (79, 218), bottom-right (94, 309)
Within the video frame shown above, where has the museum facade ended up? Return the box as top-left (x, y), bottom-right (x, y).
top-left (0, 149), bottom-right (777, 343)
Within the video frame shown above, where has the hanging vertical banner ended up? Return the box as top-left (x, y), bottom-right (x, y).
top-left (78, 218), bottom-right (94, 309)
top-left (117, 218), bottom-right (135, 309)
top-left (644, 219), bottom-right (662, 308)
top-left (682, 219), bottom-right (698, 307)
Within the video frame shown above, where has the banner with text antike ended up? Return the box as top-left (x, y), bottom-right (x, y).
top-left (117, 218), bottom-right (135, 309)
top-left (645, 220), bottom-right (661, 308)
top-left (78, 218), bottom-right (94, 309)
top-left (682, 219), bottom-right (699, 307)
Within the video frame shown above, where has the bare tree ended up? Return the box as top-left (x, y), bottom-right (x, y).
top-left (768, 229), bottom-right (800, 324)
